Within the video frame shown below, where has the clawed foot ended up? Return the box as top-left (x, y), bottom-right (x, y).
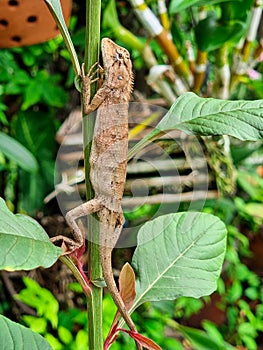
top-left (81, 62), bottom-right (103, 83)
top-left (50, 235), bottom-right (82, 255)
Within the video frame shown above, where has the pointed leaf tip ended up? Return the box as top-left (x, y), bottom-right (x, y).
top-left (119, 262), bottom-right (136, 311)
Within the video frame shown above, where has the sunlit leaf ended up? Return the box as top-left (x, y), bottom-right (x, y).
top-left (157, 93), bottom-right (263, 140)
top-left (129, 93), bottom-right (263, 158)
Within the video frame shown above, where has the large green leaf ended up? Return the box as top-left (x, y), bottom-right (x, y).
top-left (0, 314), bottom-right (52, 350)
top-left (169, 0), bottom-right (242, 14)
top-left (0, 131), bottom-right (38, 173)
top-left (162, 93), bottom-right (263, 139)
top-left (0, 198), bottom-right (61, 270)
top-left (132, 212), bottom-right (227, 308)
top-left (129, 92), bottom-right (263, 159)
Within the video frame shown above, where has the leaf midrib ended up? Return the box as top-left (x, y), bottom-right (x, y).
top-left (132, 233), bottom-right (198, 310)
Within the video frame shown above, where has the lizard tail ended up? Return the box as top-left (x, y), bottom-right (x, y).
top-left (100, 246), bottom-right (137, 331)
top-left (99, 210), bottom-right (142, 349)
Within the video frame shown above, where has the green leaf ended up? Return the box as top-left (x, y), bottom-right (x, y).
top-left (75, 330), bottom-right (89, 348)
top-left (226, 281), bottom-right (243, 303)
top-left (102, 0), bottom-right (144, 51)
top-left (22, 316), bottom-right (47, 334)
top-left (177, 324), bottom-right (235, 350)
top-left (221, 0), bottom-right (254, 21)
top-left (0, 131), bottom-right (38, 173)
top-left (0, 314), bottom-right (52, 350)
top-left (169, 0), bottom-right (242, 14)
top-left (44, 334), bottom-right (63, 349)
top-left (132, 212), bottom-right (227, 308)
top-left (12, 110), bottom-right (56, 172)
top-left (44, 0), bottom-right (80, 75)
top-left (238, 322), bottom-right (257, 337)
top-left (21, 79), bottom-right (42, 110)
top-left (41, 80), bottom-right (68, 107)
top-left (241, 335), bottom-right (257, 350)
top-left (12, 110), bottom-right (56, 213)
top-left (0, 198), bottom-right (61, 270)
top-left (102, 0), bottom-right (121, 32)
top-left (0, 112), bottom-right (8, 125)
top-left (129, 93), bottom-right (263, 159)
top-left (10, 70), bottom-right (30, 86)
top-left (17, 277), bottom-right (59, 328)
top-left (158, 93), bottom-right (263, 139)
top-left (18, 173), bottom-right (50, 215)
top-left (243, 203), bottom-right (263, 222)
top-left (202, 320), bottom-right (224, 344)
top-left (21, 71), bottom-right (68, 110)
top-left (195, 15), bottom-right (245, 51)
top-left (245, 287), bottom-right (259, 301)
top-left (58, 326), bottom-right (73, 344)
top-left (0, 51), bottom-right (18, 82)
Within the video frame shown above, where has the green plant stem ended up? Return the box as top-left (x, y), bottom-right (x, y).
top-left (215, 43), bottom-right (229, 68)
top-left (59, 256), bottom-right (92, 296)
top-left (84, 1), bottom-right (103, 350)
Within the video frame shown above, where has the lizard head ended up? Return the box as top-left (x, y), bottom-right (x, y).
top-left (101, 38), bottom-right (133, 92)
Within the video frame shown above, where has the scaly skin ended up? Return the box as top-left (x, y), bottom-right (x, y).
top-left (51, 38), bottom-right (139, 340)
top-left (88, 38), bottom-right (136, 333)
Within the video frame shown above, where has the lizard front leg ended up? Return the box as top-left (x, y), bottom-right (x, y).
top-left (81, 63), bottom-right (112, 116)
top-left (81, 62), bottom-right (103, 116)
top-left (51, 198), bottom-right (102, 254)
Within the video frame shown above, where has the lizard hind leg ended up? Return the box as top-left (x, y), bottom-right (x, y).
top-left (51, 198), bottom-right (102, 254)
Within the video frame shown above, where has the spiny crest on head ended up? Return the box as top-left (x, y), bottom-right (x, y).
top-left (130, 73), bottom-right (134, 91)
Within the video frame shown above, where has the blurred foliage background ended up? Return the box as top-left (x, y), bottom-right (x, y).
top-left (0, 1), bottom-right (263, 349)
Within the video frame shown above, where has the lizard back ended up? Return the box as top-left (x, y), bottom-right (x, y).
top-left (89, 38), bottom-right (133, 211)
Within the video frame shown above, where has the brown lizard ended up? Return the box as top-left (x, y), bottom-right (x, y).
top-left (51, 38), bottom-right (139, 339)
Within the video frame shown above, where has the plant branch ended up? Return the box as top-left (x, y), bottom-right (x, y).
top-left (84, 1), bottom-right (103, 350)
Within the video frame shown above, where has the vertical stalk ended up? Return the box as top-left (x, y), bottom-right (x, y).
top-left (84, 1), bottom-right (103, 349)
top-left (214, 44), bottom-right (230, 99)
top-left (192, 50), bottom-right (207, 93)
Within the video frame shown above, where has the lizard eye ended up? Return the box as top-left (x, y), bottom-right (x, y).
top-left (118, 75), bottom-right (123, 80)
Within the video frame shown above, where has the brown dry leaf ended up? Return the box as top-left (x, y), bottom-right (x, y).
top-left (119, 262), bottom-right (136, 310)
